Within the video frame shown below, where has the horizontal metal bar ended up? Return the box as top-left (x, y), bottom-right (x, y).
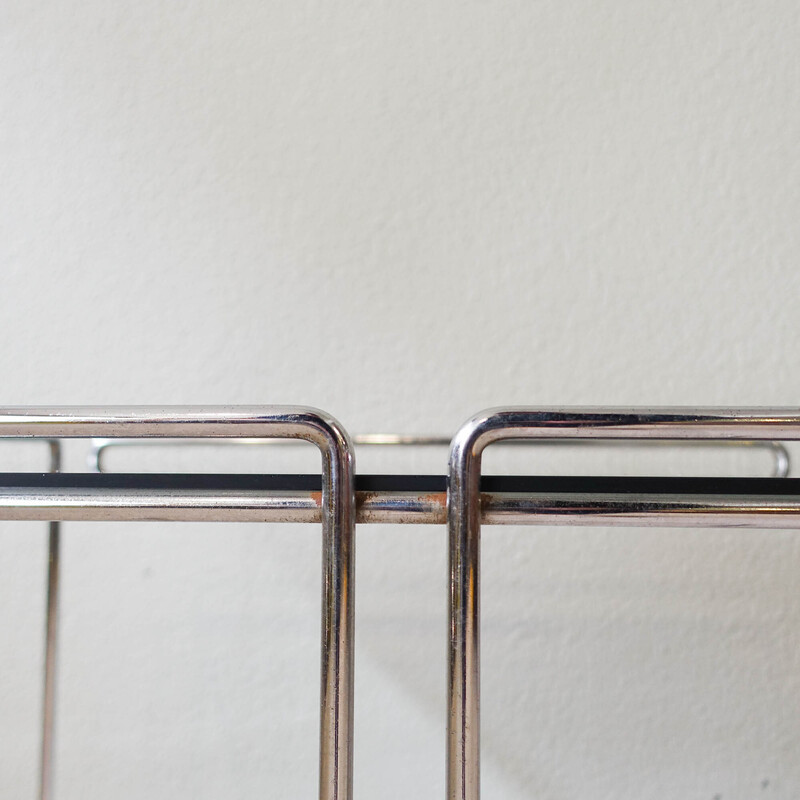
top-left (0, 406), bottom-right (347, 443)
top-left (1, 474), bottom-right (799, 527)
top-left (88, 436), bottom-right (792, 477)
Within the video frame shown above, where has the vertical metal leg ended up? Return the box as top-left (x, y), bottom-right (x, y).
top-left (40, 441), bottom-right (61, 800)
top-left (314, 422), bottom-right (356, 800)
top-left (39, 520), bottom-right (59, 800)
top-left (447, 423), bottom-right (483, 800)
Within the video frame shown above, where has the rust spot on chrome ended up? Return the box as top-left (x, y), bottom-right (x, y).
top-left (356, 491), bottom-right (375, 511)
top-left (423, 492), bottom-right (447, 508)
top-left (310, 491), bottom-right (323, 507)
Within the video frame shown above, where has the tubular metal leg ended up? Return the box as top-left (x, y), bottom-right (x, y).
top-left (39, 441), bottom-right (61, 800)
top-left (39, 523), bottom-right (59, 800)
top-left (0, 407), bottom-right (355, 800)
top-left (447, 407), bottom-right (800, 800)
top-left (313, 418), bottom-right (356, 800)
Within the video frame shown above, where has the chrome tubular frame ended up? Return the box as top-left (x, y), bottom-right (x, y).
top-left (0, 407), bottom-right (355, 800)
top-left (3, 475), bottom-right (800, 526)
top-left (0, 438), bottom-right (62, 800)
top-left (88, 435), bottom-right (791, 477)
top-left (1, 407), bottom-right (799, 800)
top-left (40, 441), bottom-right (61, 800)
top-left (446, 407), bottom-right (800, 800)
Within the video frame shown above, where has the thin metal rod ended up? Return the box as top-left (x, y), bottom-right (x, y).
top-left (1, 474), bottom-right (800, 526)
top-left (0, 438), bottom-right (62, 800)
top-left (0, 407), bottom-right (355, 800)
top-left (89, 436), bottom-right (791, 477)
top-left (447, 407), bottom-right (800, 800)
top-left (88, 435), bottom-right (453, 471)
top-left (40, 441), bottom-right (61, 800)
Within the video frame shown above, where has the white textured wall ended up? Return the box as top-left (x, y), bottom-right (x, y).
top-left (1, 1), bottom-right (800, 797)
